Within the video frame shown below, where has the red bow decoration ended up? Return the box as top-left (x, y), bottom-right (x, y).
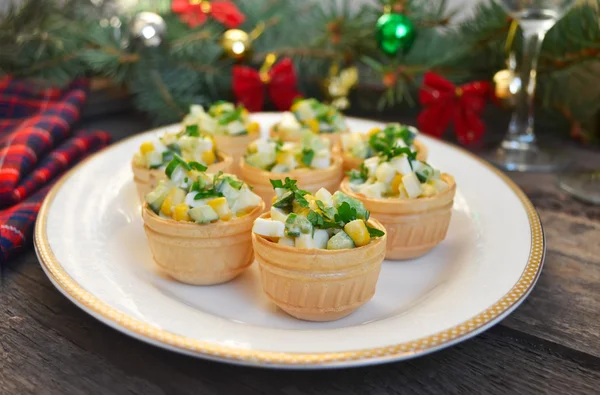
top-left (417, 72), bottom-right (491, 145)
top-left (171, 0), bottom-right (245, 28)
top-left (232, 58), bottom-right (301, 112)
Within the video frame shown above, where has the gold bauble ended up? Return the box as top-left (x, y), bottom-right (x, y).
top-left (493, 69), bottom-right (519, 109)
top-left (221, 29), bottom-right (251, 60)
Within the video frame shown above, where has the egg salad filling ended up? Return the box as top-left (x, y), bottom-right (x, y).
top-left (252, 177), bottom-right (384, 249)
top-left (273, 98), bottom-right (347, 139)
top-left (133, 125), bottom-right (221, 169)
top-left (341, 123), bottom-right (418, 160)
top-left (183, 101), bottom-right (260, 136)
top-left (244, 131), bottom-right (332, 173)
top-left (146, 156), bottom-right (261, 223)
top-left (348, 148), bottom-right (449, 199)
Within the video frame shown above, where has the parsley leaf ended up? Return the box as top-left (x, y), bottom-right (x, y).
top-left (301, 148), bottom-right (315, 167)
top-left (218, 106), bottom-right (243, 125)
top-left (294, 191), bottom-right (309, 208)
top-left (270, 179), bottom-right (284, 189)
top-left (379, 146), bottom-right (416, 162)
top-left (367, 225), bottom-right (385, 237)
top-left (348, 162), bottom-right (369, 183)
top-left (185, 124), bottom-right (200, 137)
top-left (316, 200), bottom-right (325, 211)
top-left (307, 210), bottom-right (324, 228)
top-left (223, 176), bottom-right (243, 190)
top-left (334, 202), bottom-right (358, 224)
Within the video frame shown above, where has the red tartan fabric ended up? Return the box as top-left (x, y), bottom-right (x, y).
top-left (0, 77), bottom-right (111, 262)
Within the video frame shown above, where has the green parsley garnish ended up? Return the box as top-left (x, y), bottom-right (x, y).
top-left (217, 106), bottom-right (243, 125)
top-left (348, 162), bottom-right (370, 183)
top-left (185, 124), bottom-right (200, 137)
top-left (301, 148), bottom-right (315, 167)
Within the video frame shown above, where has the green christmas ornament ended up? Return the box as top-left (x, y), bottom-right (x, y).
top-left (376, 13), bottom-right (416, 56)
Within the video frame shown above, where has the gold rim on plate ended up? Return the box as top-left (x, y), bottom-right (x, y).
top-left (33, 119), bottom-right (545, 367)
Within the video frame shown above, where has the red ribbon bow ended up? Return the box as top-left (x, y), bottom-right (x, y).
top-left (417, 72), bottom-right (491, 145)
top-left (232, 58), bottom-right (301, 112)
top-left (171, 0), bottom-right (245, 28)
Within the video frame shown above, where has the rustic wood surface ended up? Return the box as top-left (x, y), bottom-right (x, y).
top-left (1, 111), bottom-right (599, 395)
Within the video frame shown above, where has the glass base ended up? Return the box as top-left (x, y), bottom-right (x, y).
top-left (487, 145), bottom-right (570, 172)
top-left (557, 171), bottom-right (600, 204)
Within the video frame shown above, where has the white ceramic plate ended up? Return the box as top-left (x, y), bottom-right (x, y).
top-left (34, 113), bottom-right (544, 368)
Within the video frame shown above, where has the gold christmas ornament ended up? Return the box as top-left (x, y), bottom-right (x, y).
top-left (221, 29), bottom-right (251, 60)
top-left (323, 64), bottom-right (358, 110)
top-left (493, 68), bottom-right (519, 109)
top-left (220, 22), bottom-right (266, 61)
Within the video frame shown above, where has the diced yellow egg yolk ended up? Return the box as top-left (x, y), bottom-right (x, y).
top-left (344, 219), bottom-right (371, 247)
top-left (247, 121), bottom-right (260, 135)
top-left (187, 170), bottom-right (202, 180)
top-left (307, 119), bottom-right (319, 133)
top-left (202, 150), bottom-right (216, 165)
top-left (247, 141), bottom-right (258, 154)
top-left (207, 197), bottom-right (231, 220)
top-left (241, 108), bottom-right (249, 118)
top-left (275, 151), bottom-right (289, 165)
top-left (292, 200), bottom-right (310, 216)
top-left (160, 197), bottom-right (172, 216)
top-left (290, 101), bottom-right (301, 112)
top-left (368, 127), bottom-right (381, 137)
top-left (161, 188), bottom-right (186, 216)
top-left (172, 203), bottom-right (191, 221)
top-left (272, 195), bottom-right (278, 204)
top-left (391, 174), bottom-right (403, 195)
top-left (140, 141), bottom-right (154, 155)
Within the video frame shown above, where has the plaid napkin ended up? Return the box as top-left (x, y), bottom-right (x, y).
top-left (0, 77), bottom-right (111, 263)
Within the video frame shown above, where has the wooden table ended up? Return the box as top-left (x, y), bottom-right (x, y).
top-left (1, 112), bottom-right (599, 394)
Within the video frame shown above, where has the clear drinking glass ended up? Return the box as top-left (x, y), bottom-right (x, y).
top-left (490, 0), bottom-right (576, 171)
top-left (558, 171), bottom-right (600, 204)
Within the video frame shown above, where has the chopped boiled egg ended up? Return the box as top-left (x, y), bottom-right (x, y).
top-left (253, 218), bottom-right (285, 238)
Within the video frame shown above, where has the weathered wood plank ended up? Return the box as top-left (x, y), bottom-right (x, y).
top-left (1, 255), bottom-right (599, 395)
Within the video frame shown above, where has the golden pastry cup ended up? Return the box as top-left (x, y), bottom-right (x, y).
top-left (142, 200), bottom-right (265, 285)
top-left (131, 150), bottom-right (233, 201)
top-left (340, 174), bottom-right (456, 260)
top-left (252, 213), bottom-right (387, 321)
top-left (212, 132), bottom-right (257, 177)
top-left (341, 138), bottom-right (429, 172)
top-left (239, 154), bottom-right (343, 209)
top-left (269, 126), bottom-right (347, 152)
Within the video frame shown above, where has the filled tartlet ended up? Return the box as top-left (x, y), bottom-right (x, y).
top-left (183, 101), bottom-right (260, 175)
top-left (341, 123), bottom-right (428, 172)
top-left (340, 147), bottom-right (456, 260)
top-left (251, 178), bottom-right (386, 321)
top-left (142, 156), bottom-right (264, 285)
top-left (239, 131), bottom-right (343, 207)
top-left (270, 98), bottom-right (348, 147)
top-left (131, 125), bottom-right (232, 200)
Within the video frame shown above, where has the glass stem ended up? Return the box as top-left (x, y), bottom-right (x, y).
top-left (502, 29), bottom-right (546, 151)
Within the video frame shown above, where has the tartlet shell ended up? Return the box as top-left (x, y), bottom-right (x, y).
top-left (142, 200), bottom-right (264, 285)
top-left (239, 154), bottom-right (343, 209)
top-left (340, 174), bottom-right (456, 260)
top-left (212, 132), bottom-right (258, 177)
top-left (252, 213), bottom-right (387, 321)
top-left (132, 150), bottom-right (233, 201)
